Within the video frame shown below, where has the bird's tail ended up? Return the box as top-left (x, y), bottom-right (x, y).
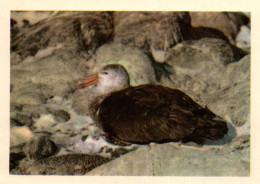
top-left (194, 115), bottom-right (228, 140)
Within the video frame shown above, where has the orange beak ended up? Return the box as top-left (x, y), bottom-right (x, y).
top-left (78, 73), bottom-right (99, 88)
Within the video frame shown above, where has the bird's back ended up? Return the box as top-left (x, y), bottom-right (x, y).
top-left (93, 84), bottom-right (228, 144)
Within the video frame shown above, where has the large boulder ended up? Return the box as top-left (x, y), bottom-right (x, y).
top-left (11, 11), bottom-right (114, 60)
top-left (160, 38), bottom-right (248, 127)
top-left (87, 135), bottom-right (249, 176)
top-left (189, 12), bottom-right (249, 44)
top-left (114, 12), bottom-right (191, 62)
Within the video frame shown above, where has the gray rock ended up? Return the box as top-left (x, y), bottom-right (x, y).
top-left (87, 136), bottom-right (249, 176)
top-left (166, 38), bottom-right (245, 67)
top-left (10, 119), bottom-right (23, 128)
top-left (11, 154), bottom-right (110, 175)
top-left (189, 12), bottom-right (249, 44)
top-left (10, 126), bottom-right (35, 147)
top-left (23, 136), bottom-right (58, 160)
top-left (114, 12), bottom-right (191, 62)
top-left (11, 81), bottom-right (49, 105)
top-left (10, 104), bottom-right (47, 129)
top-left (52, 110), bottom-right (70, 123)
top-left (11, 50), bottom-right (89, 105)
top-left (160, 39), bottom-right (249, 127)
top-left (71, 87), bottom-right (96, 115)
top-left (208, 55), bottom-right (250, 126)
top-left (11, 11), bottom-right (56, 29)
top-left (111, 147), bottom-right (137, 159)
top-left (13, 113), bottom-right (33, 126)
top-left (10, 49), bottom-right (93, 137)
top-left (11, 11), bottom-right (114, 59)
top-left (11, 52), bottom-right (22, 65)
top-left (236, 25), bottom-right (251, 53)
top-left (94, 42), bottom-right (156, 85)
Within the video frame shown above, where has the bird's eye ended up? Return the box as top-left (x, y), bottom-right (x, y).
top-left (102, 72), bottom-right (108, 75)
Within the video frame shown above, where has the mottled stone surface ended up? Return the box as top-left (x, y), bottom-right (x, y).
top-left (10, 126), bottom-right (35, 147)
top-left (114, 12), bottom-right (191, 63)
top-left (208, 55), bottom-right (250, 127)
top-left (160, 39), bottom-right (249, 127)
top-left (11, 11), bottom-right (114, 59)
top-left (166, 38), bottom-right (245, 67)
top-left (51, 109), bottom-right (71, 123)
top-left (190, 12), bottom-right (249, 44)
top-left (236, 25), bottom-right (251, 52)
top-left (11, 154), bottom-right (111, 175)
top-left (87, 135), bottom-right (250, 176)
top-left (23, 136), bottom-right (58, 160)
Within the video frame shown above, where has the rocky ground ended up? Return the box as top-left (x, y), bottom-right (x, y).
top-left (10, 11), bottom-right (250, 175)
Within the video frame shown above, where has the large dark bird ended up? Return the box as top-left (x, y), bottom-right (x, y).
top-left (78, 64), bottom-right (228, 145)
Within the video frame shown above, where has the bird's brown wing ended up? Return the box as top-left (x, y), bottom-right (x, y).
top-left (96, 84), bottom-right (208, 144)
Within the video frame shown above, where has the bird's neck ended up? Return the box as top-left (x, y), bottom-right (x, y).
top-left (95, 84), bottom-right (127, 96)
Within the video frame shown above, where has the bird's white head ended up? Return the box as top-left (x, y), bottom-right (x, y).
top-left (78, 64), bottom-right (130, 95)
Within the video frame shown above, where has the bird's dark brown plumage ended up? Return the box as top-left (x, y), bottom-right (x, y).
top-left (92, 84), bottom-right (228, 144)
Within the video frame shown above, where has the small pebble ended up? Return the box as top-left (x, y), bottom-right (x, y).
top-left (24, 136), bottom-right (58, 160)
top-left (81, 135), bottom-right (88, 141)
top-left (53, 110), bottom-right (70, 122)
top-left (16, 113), bottom-right (33, 126)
